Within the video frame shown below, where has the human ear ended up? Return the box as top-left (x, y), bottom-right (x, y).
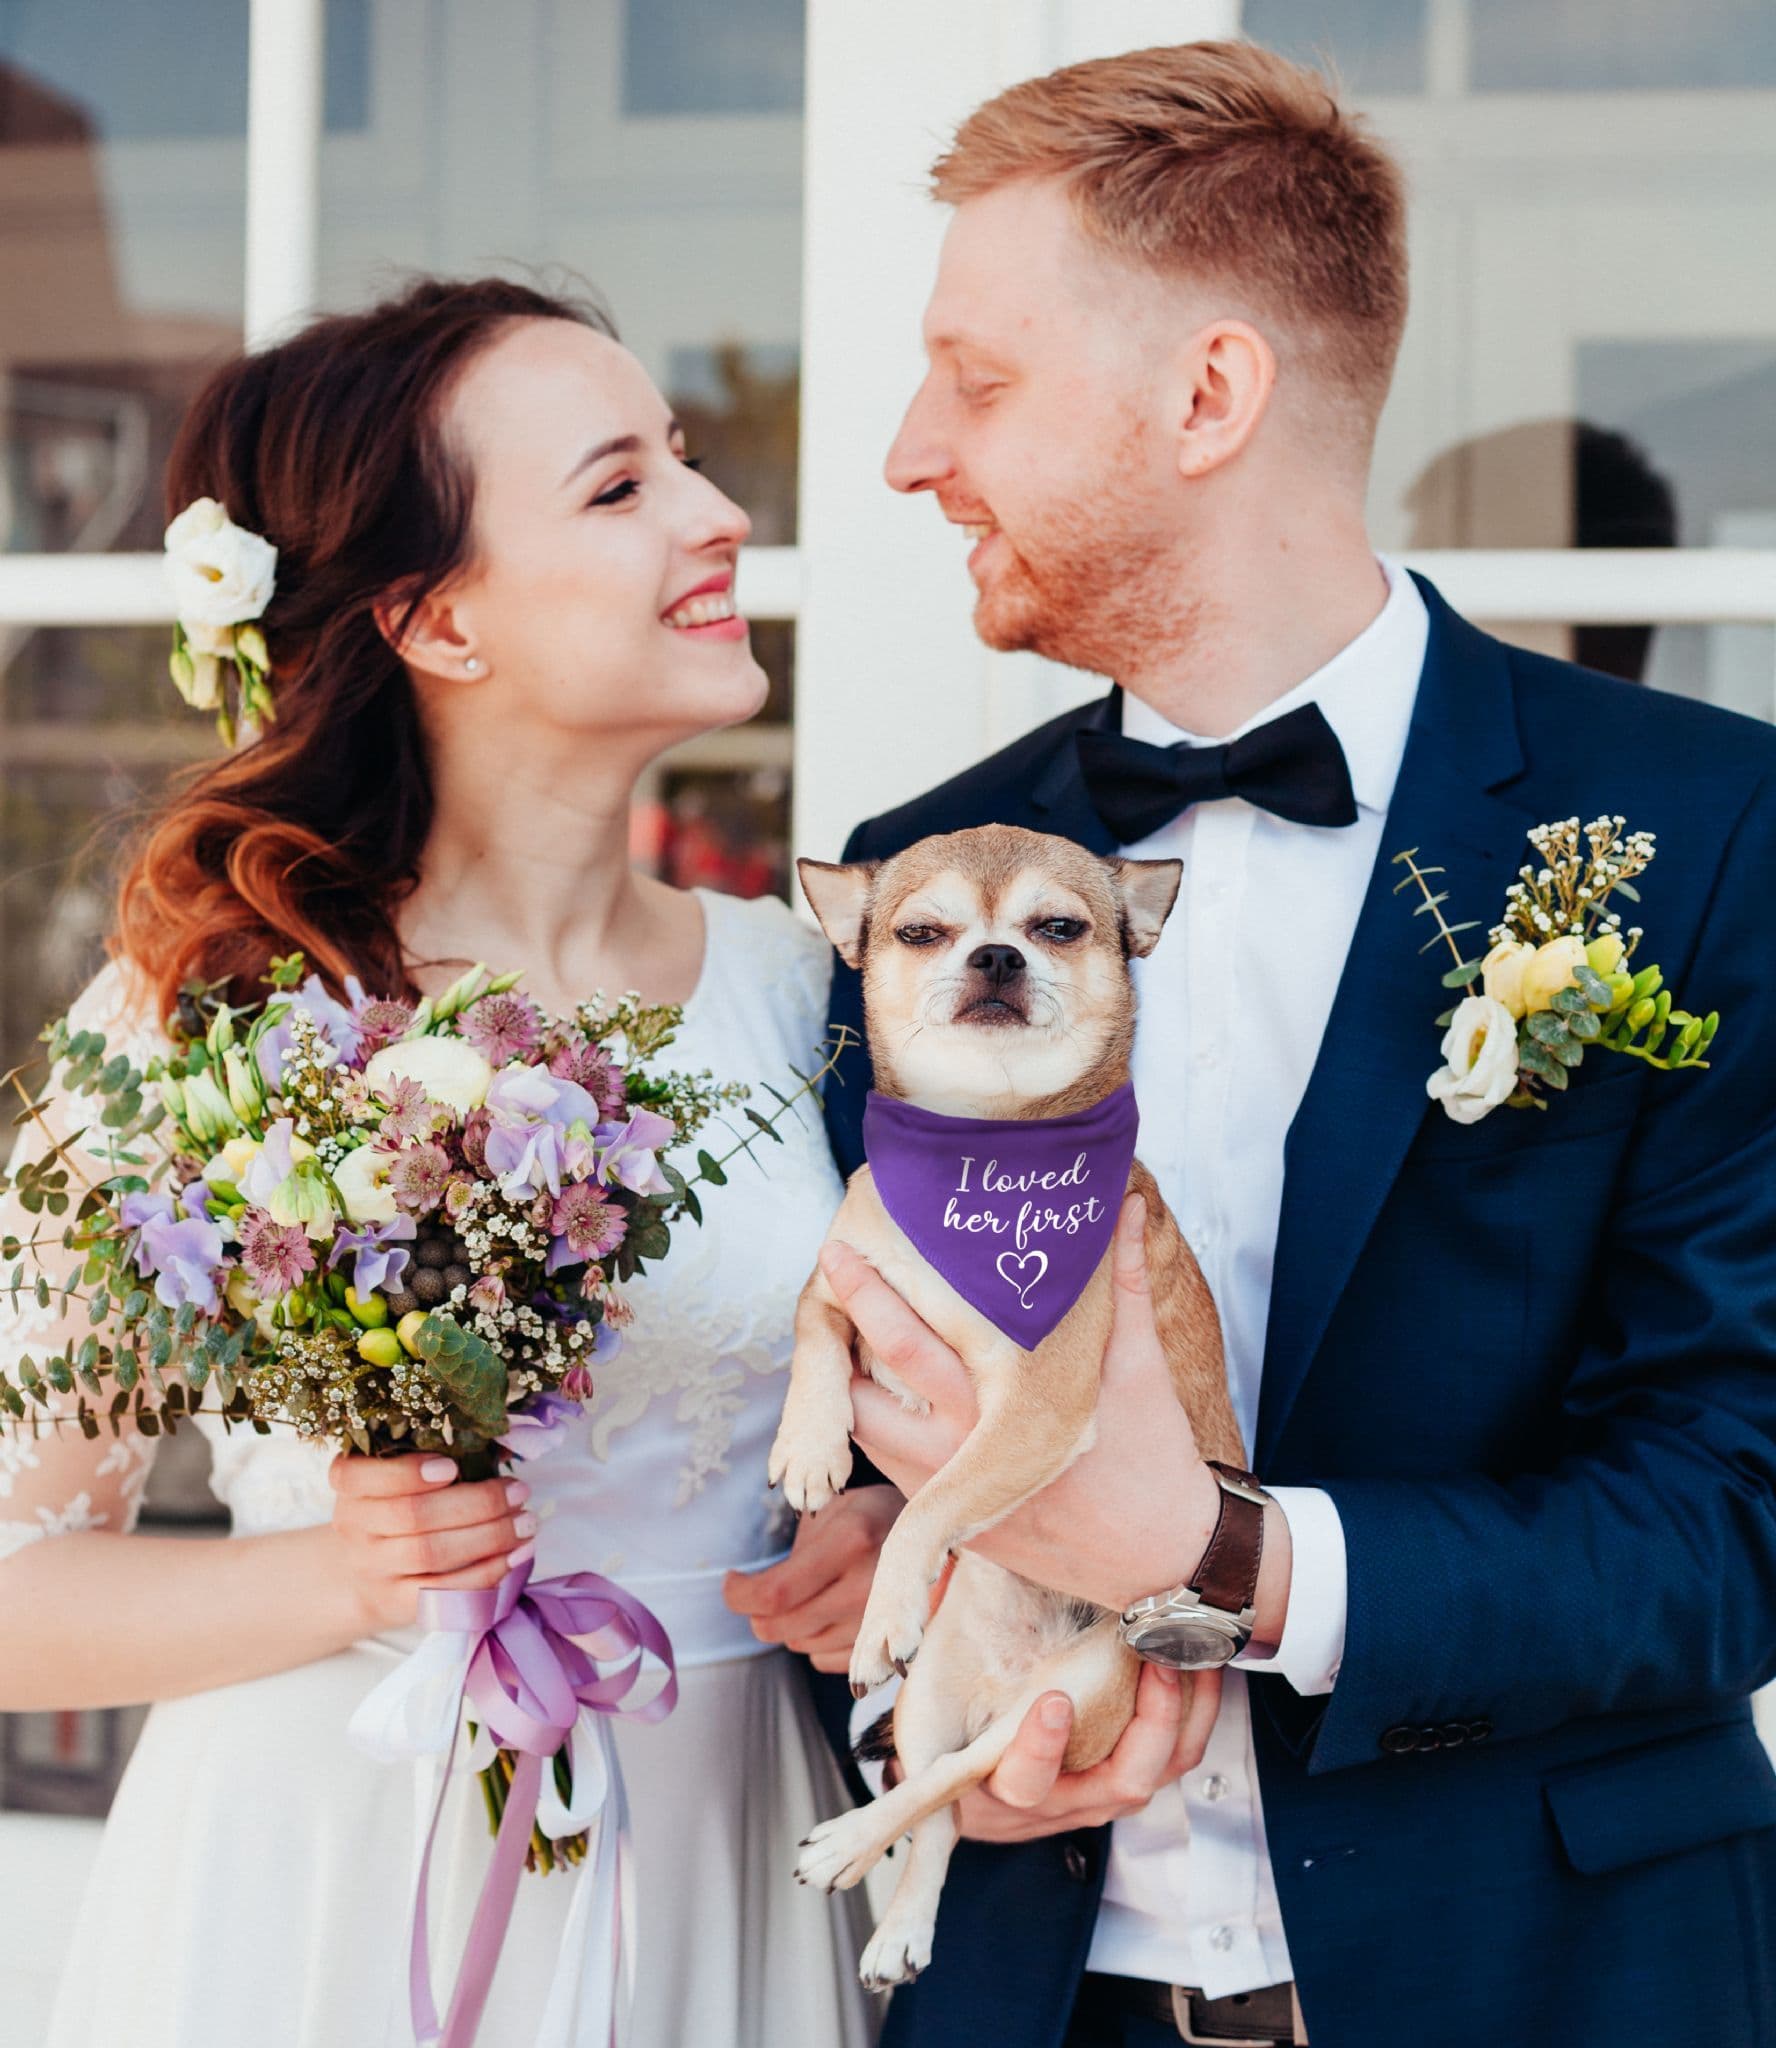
top-left (372, 583), bottom-right (486, 686)
top-left (1169, 320), bottom-right (1277, 481)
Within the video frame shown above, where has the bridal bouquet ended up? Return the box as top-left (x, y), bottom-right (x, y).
top-left (0, 955), bottom-right (774, 1472)
top-left (1, 952), bottom-right (845, 2044)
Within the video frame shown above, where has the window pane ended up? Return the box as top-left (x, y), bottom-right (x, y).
top-left (621, 0), bottom-right (805, 117)
top-left (319, 0), bottom-right (805, 889)
top-left (1470, 0), bottom-right (1776, 93)
top-left (1249, 10), bottom-right (1776, 714)
top-left (1240, 0), bottom-right (1427, 95)
top-left (1, 6), bottom-right (241, 554)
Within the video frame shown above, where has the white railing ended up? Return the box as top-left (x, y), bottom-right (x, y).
top-left (1, 547), bottom-right (1770, 631)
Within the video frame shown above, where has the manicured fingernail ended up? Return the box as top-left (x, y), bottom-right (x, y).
top-left (420, 1458), bottom-right (456, 1483)
top-left (513, 1511), bottom-right (538, 1539)
top-left (1041, 1695), bottom-right (1071, 1730)
top-left (507, 1539), bottom-right (536, 1568)
top-left (505, 1480), bottom-right (529, 1506)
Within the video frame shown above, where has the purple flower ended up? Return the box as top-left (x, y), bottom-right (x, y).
top-left (326, 1215), bottom-right (416, 1296)
top-left (461, 992), bottom-right (543, 1066)
top-left (482, 1067), bottom-right (603, 1200)
top-left (545, 1182), bottom-right (627, 1275)
top-left (548, 1037), bottom-right (628, 1121)
top-left (238, 1119), bottom-right (300, 1210)
top-left (388, 1141), bottom-right (452, 1215)
top-left (119, 1191), bottom-right (227, 1315)
top-left (255, 973), bottom-right (367, 1088)
top-left (497, 1388), bottom-right (580, 1462)
top-left (238, 1210), bottom-right (315, 1294)
top-left (595, 1108), bottom-right (676, 1197)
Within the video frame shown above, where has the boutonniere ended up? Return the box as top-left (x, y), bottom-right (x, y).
top-left (1393, 816), bottom-right (1720, 1125)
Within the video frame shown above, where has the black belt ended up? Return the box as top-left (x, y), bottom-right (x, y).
top-left (1072, 1972), bottom-right (1303, 2045)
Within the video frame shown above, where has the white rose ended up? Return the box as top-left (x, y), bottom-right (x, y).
top-left (331, 1143), bottom-right (399, 1224)
top-left (164, 497), bottom-right (278, 631)
top-left (1426, 994), bottom-right (1521, 1125)
top-left (364, 1036), bottom-right (494, 1118)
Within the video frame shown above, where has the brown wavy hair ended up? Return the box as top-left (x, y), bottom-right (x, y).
top-left (116, 275), bottom-right (614, 1021)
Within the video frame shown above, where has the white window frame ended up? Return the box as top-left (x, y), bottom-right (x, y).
top-left (2, 0), bottom-right (1773, 873)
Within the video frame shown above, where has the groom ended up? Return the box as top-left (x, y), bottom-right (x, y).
top-left (733, 38), bottom-right (1776, 2047)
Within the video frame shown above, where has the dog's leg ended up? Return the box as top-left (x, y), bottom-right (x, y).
top-left (801, 1619), bottom-right (1125, 1906)
top-left (767, 1262), bottom-right (858, 1513)
top-left (849, 1346), bottom-right (1099, 1693)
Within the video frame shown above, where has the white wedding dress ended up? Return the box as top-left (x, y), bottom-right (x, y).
top-left (0, 888), bottom-right (874, 2048)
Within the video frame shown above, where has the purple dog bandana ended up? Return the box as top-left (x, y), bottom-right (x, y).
top-left (862, 1084), bottom-right (1139, 1348)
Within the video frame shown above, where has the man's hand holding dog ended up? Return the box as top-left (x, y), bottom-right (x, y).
top-left (831, 1191), bottom-right (1294, 1835)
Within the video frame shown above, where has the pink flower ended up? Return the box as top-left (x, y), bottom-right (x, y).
top-left (389, 1141), bottom-right (452, 1214)
top-left (548, 1037), bottom-right (628, 1120)
top-left (547, 1182), bottom-right (627, 1273)
top-left (462, 992), bottom-right (543, 1065)
top-left (467, 1273), bottom-right (507, 1316)
top-left (354, 998), bottom-right (416, 1059)
top-left (238, 1209), bottom-right (316, 1294)
top-left (559, 1362), bottom-right (596, 1402)
top-left (377, 1076), bottom-right (438, 1146)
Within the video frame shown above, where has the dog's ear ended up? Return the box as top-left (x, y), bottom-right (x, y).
top-left (1109, 857), bottom-right (1182, 958)
top-left (797, 858), bottom-right (876, 970)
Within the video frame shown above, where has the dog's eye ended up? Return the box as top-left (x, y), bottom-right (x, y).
top-left (1033, 918), bottom-right (1087, 943)
top-left (894, 924), bottom-right (947, 947)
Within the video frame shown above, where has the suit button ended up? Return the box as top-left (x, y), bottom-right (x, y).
top-left (1417, 1726), bottom-right (1442, 1752)
top-left (1468, 1718), bottom-right (1493, 1744)
top-left (1062, 1840), bottom-right (1091, 1882)
top-left (1379, 1725), bottom-right (1418, 1755)
top-left (1438, 1723), bottom-right (1469, 1750)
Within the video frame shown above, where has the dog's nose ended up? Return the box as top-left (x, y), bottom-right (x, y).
top-left (967, 944), bottom-right (1026, 986)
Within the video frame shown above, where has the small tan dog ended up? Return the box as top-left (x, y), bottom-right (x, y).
top-left (770, 824), bottom-right (1242, 1990)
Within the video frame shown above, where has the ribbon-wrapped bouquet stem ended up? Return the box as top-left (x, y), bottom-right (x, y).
top-left (1, 953), bottom-right (849, 2041)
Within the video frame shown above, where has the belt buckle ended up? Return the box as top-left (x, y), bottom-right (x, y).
top-left (1169, 1984), bottom-right (1307, 2046)
top-left (1170, 1987), bottom-right (1266, 2047)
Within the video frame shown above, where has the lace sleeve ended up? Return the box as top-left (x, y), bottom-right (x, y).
top-left (1, 962), bottom-right (168, 1563)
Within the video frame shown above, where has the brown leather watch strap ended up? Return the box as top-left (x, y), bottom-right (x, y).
top-left (1189, 1461), bottom-right (1266, 1616)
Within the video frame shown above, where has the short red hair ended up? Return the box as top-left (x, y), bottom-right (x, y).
top-left (932, 40), bottom-right (1408, 419)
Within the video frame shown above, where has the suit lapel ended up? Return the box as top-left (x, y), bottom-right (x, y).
top-left (1028, 687), bottom-right (1122, 855)
top-left (1256, 582), bottom-right (1537, 1467)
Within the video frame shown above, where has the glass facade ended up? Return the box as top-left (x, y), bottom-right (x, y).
top-left (1245, 0), bottom-right (1776, 710)
top-left (0, 0), bottom-right (807, 1836)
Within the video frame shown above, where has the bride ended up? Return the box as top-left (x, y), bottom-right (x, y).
top-left (0, 276), bottom-right (888, 2047)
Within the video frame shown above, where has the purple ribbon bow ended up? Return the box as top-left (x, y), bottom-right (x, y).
top-left (407, 1561), bottom-right (678, 2048)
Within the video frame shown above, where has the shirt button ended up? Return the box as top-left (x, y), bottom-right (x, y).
top-left (1208, 1925), bottom-right (1235, 1954)
top-left (1200, 1773), bottom-right (1231, 1803)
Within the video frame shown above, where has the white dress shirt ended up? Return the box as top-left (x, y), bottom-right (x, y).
top-left (1090, 557), bottom-right (1429, 1994)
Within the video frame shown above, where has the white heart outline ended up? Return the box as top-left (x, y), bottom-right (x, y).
top-left (996, 1249), bottom-right (1049, 1311)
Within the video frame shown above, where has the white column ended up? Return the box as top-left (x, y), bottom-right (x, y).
top-left (793, 1), bottom-right (1243, 863)
top-left (245, 0), bottom-right (325, 348)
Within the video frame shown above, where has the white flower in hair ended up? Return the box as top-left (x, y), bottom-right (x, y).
top-left (164, 497), bottom-right (277, 631)
top-left (162, 497), bottom-right (278, 735)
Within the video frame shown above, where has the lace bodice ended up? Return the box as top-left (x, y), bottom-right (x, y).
top-left (0, 895), bottom-right (845, 1661)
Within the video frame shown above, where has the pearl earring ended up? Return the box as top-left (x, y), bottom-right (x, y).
top-left (464, 657), bottom-right (481, 674)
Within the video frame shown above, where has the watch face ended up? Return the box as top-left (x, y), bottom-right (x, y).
top-left (1128, 1612), bottom-right (1242, 1670)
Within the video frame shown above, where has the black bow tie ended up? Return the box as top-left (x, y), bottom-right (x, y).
top-left (1077, 701), bottom-right (1359, 843)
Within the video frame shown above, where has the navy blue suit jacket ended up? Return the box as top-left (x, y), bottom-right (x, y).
top-left (815, 579), bottom-right (1776, 2048)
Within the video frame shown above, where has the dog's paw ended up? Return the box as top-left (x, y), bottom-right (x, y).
top-left (859, 1912), bottom-right (935, 1992)
top-left (848, 1579), bottom-right (928, 1695)
top-left (767, 1416), bottom-right (853, 1516)
top-left (796, 1808), bottom-right (894, 1894)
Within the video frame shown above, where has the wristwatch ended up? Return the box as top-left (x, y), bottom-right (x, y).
top-left (1118, 1461), bottom-right (1270, 1670)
